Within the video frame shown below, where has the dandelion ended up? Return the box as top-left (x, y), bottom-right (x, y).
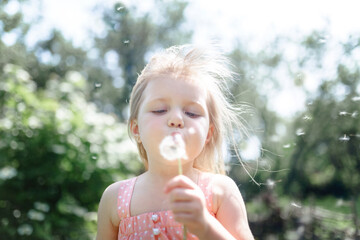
top-left (159, 134), bottom-right (187, 163)
top-left (159, 133), bottom-right (188, 239)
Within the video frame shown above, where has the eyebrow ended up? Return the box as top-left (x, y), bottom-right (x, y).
top-left (146, 98), bottom-right (206, 110)
top-left (146, 98), bottom-right (169, 104)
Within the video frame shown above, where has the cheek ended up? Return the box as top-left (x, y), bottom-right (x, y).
top-left (187, 121), bottom-right (210, 148)
top-left (142, 116), bottom-right (163, 129)
top-left (193, 120), bottom-right (210, 139)
top-left (138, 117), bottom-right (164, 146)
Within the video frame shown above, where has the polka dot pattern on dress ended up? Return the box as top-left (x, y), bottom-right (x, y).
top-left (117, 173), bottom-right (215, 239)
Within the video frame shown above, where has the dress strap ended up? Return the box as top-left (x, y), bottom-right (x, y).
top-left (117, 177), bottom-right (137, 220)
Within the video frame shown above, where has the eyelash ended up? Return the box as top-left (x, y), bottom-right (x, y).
top-left (152, 110), bottom-right (167, 114)
top-left (151, 110), bottom-right (200, 118)
top-left (185, 112), bottom-right (199, 118)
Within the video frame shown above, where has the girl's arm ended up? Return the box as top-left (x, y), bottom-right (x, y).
top-left (212, 174), bottom-right (254, 239)
top-left (96, 183), bottom-right (119, 240)
top-left (164, 175), bottom-right (254, 240)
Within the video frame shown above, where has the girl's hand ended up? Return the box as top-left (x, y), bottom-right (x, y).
top-left (164, 175), bottom-right (211, 238)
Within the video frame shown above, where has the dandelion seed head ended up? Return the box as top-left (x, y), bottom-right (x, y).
top-left (159, 134), bottom-right (187, 161)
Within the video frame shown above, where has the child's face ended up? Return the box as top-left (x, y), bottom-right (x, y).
top-left (133, 75), bottom-right (213, 166)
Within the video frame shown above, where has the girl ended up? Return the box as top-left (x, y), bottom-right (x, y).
top-left (96, 45), bottom-right (254, 240)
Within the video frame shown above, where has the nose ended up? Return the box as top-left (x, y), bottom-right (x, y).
top-left (168, 110), bottom-right (184, 128)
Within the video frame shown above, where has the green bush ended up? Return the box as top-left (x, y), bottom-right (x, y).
top-left (0, 64), bottom-right (141, 239)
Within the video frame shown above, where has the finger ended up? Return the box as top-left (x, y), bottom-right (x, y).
top-left (169, 188), bottom-right (195, 202)
top-left (172, 212), bottom-right (194, 224)
top-left (170, 201), bottom-right (193, 214)
top-left (164, 175), bottom-right (197, 193)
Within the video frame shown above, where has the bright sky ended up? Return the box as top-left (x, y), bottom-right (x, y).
top-left (5, 0), bottom-right (360, 118)
top-left (18, 0), bottom-right (360, 49)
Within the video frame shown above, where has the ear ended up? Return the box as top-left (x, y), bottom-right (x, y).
top-left (130, 119), bottom-right (139, 136)
top-left (205, 124), bottom-right (214, 144)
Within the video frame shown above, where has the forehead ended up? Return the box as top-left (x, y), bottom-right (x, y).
top-left (142, 74), bottom-right (208, 104)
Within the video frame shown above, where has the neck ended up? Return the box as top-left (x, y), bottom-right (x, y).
top-left (145, 161), bottom-right (199, 184)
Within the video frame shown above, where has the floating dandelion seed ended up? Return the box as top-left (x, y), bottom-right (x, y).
top-left (290, 202), bottom-right (302, 208)
top-left (283, 144), bottom-right (291, 149)
top-left (117, 6), bottom-right (124, 11)
top-left (266, 179), bottom-right (275, 189)
top-left (123, 40), bottom-right (130, 44)
top-left (296, 128), bottom-right (305, 136)
top-left (303, 115), bottom-right (312, 121)
top-left (339, 134), bottom-right (350, 141)
top-left (94, 82), bottom-right (102, 88)
top-left (318, 37), bottom-right (327, 44)
top-left (159, 134), bottom-right (187, 161)
top-left (351, 96), bottom-right (360, 102)
top-left (296, 73), bottom-right (303, 80)
top-left (339, 111), bottom-right (349, 116)
top-left (188, 127), bottom-right (195, 134)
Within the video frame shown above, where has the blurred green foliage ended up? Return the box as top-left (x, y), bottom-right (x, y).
top-left (0, 65), bottom-right (140, 239)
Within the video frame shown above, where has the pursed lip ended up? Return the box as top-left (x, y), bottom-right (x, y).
top-left (170, 131), bottom-right (181, 137)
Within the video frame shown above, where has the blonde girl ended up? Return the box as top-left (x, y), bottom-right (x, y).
top-left (96, 45), bottom-right (254, 239)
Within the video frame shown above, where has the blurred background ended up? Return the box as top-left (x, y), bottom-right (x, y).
top-left (1, 0), bottom-right (359, 239)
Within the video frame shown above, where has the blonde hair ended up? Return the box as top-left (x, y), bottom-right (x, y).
top-left (128, 44), bottom-right (248, 175)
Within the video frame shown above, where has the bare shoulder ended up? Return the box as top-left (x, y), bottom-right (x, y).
top-left (211, 174), bottom-right (241, 200)
top-left (211, 174), bottom-right (239, 189)
top-left (209, 174), bottom-right (254, 239)
top-left (97, 179), bottom-right (129, 239)
top-left (98, 181), bottom-right (122, 225)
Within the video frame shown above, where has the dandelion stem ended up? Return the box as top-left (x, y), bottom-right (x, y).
top-left (178, 157), bottom-right (186, 239)
top-left (183, 226), bottom-right (187, 240)
top-left (178, 158), bottom-right (183, 175)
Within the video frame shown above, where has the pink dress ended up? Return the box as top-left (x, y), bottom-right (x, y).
top-left (117, 172), bottom-right (215, 240)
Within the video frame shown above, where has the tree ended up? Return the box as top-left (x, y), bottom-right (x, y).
top-left (94, 0), bottom-right (192, 120)
top-left (285, 33), bottom-right (360, 238)
top-left (0, 65), bottom-right (140, 239)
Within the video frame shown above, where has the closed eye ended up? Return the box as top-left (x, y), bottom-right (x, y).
top-left (185, 112), bottom-right (200, 118)
top-left (152, 110), bottom-right (167, 114)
